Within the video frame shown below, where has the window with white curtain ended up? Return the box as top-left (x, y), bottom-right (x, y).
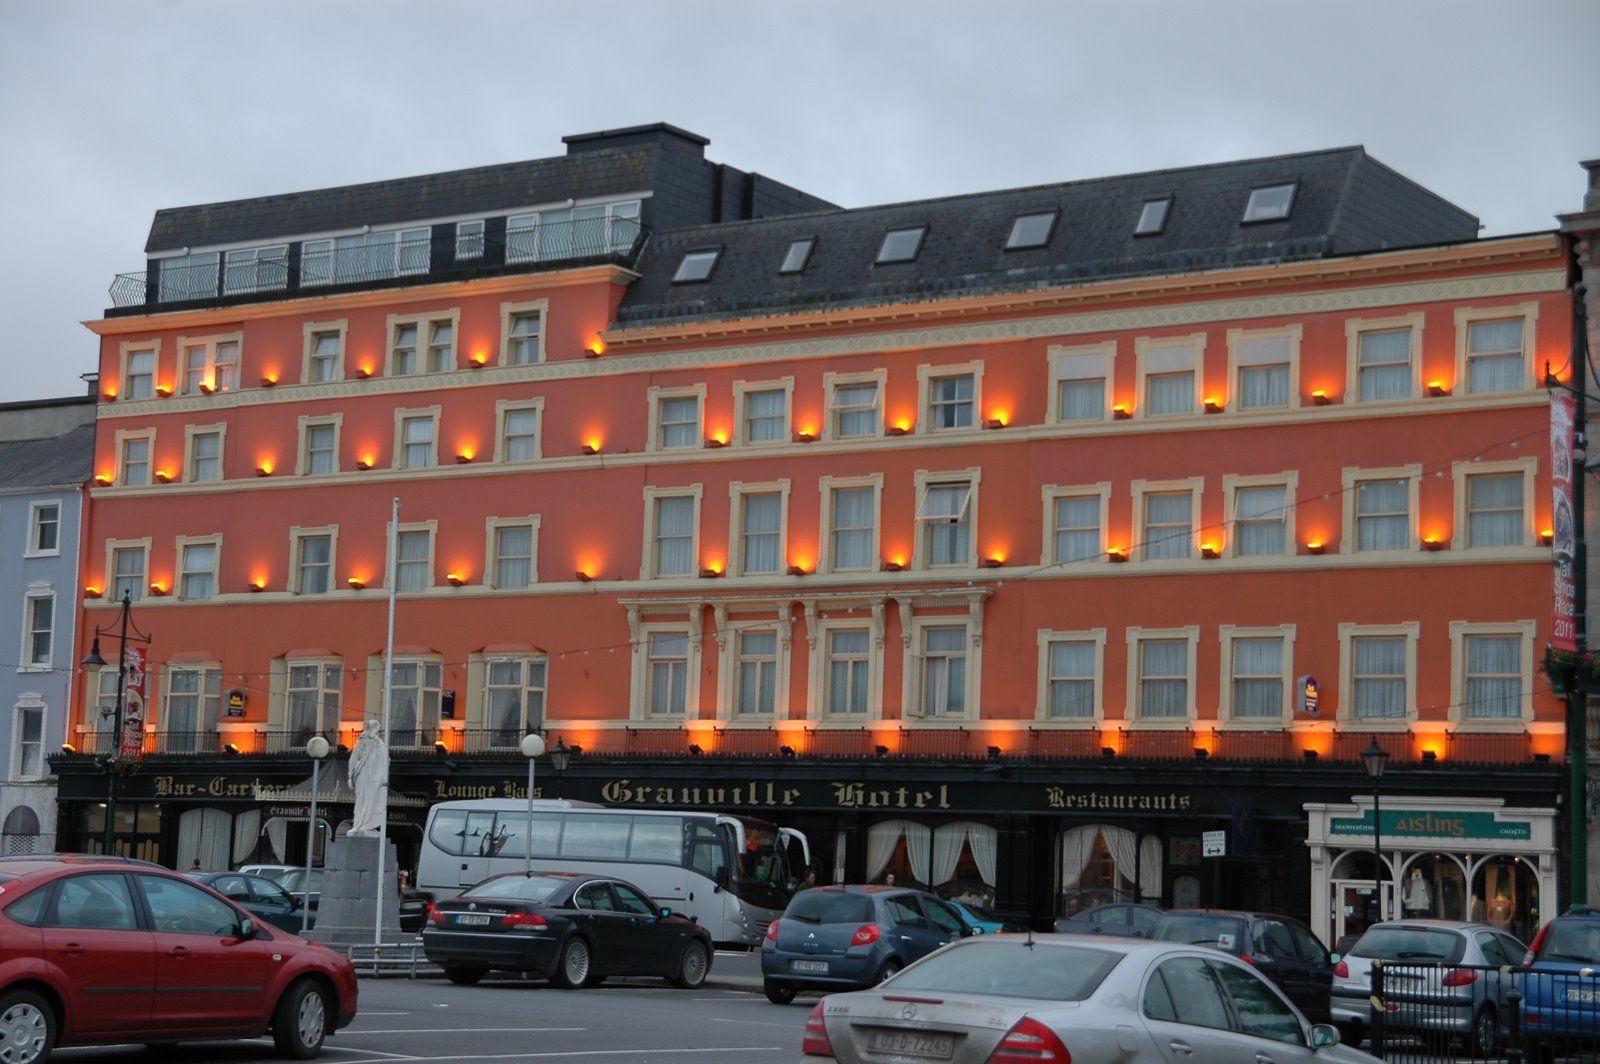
top-left (1138, 639), bottom-right (1188, 718)
top-left (1058, 375), bottom-right (1106, 422)
top-left (181, 338), bottom-right (238, 394)
top-left (179, 541), bottom-right (218, 601)
top-left (187, 430), bottom-right (222, 483)
top-left (1142, 492), bottom-right (1193, 559)
top-left (648, 633), bottom-right (689, 716)
top-left (390, 323), bottom-right (419, 375)
top-left (736, 631), bottom-right (778, 716)
top-left (426, 320), bottom-right (454, 372)
top-left (294, 533), bottom-right (333, 594)
top-left (1358, 328), bottom-right (1413, 401)
top-left (395, 529), bottom-right (431, 591)
top-left (920, 627), bottom-right (968, 717)
top-left (164, 667), bottom-right (221, 749)
top-left (286, 661), bottom-right (341, 739)
top-left (123, 349), bottom-right (155, 400)
top-left (1233, 485), bottom-right (1287, 556)
top-left (1053, 495), bottom-right (1102, 564)
top-left (738, 492), bottom-right (782, 575)
top-left (506, 312), bottom-right (542, 365)
top-left (742, 390), bottom-right (787, 443)
top-left (307, 330), bottom-right (342, 382)
top-left (1465, 319), bottom-right (1525, 394)
top-left (1464, 635), bottom-right (1522, 719)
top-left (826, 629), bottom-right (871, 715)
top-left (1046, 640), bottom-right (1096, 718)
top-left (492, 524), bottom-right (535, 589)
top-left (500, 407), bottom-right (539, 463)
top-left (1146, 372), bottom-right (1194, 415)
top-left (1352, 636), bottom-right (1407, 719)
top-left (928, 374), bottom-right (975, 430)
top-left (13, 707), bottom-right (43, 780)
top-left (399, 415), bottom-right (435, 469)
top-left (455, 220), bottom-right (485, 260)
top-left (1466, 473), bottom-right (1524, 548)
top-left (830, 486), bottom-right (876, 571)
top-left (1229, 637), bottom-right (1284, 719)
top-left (485, 658), bottom-right (546, 744)
top-left (1356, 479), bottom-right (1410, 551)
top-left (1235, 335), bottom-right (1292, 409)
top-left (932, 822), bottom-right (998, 893)
top-left (652, 495), bottom-right (696, 577)
top-left (657, 396), bottom-right (700, 449)
top-left (917, 482), bottom-right (973, 566)
top-left (23, 594), bottom-right (52, 666)
top-left (390, 660), bottom-right (442, 747)
top-left (119, 436), bottom-right (151, 486)
top-left (831, 382), bottom-right (880, 438)
top-left (112, 546), bottom-right (146, 602)
top-left (28, 503), bottom-right (59, 555)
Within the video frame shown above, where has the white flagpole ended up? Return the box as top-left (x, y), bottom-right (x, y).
top-left (375, 496), bottom-right (399, 947)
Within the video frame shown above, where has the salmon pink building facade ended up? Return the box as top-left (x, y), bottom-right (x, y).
top-left (58, 125), bottom-right (1576, 940)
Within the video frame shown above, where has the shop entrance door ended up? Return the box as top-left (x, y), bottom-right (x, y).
top-left (1332, 881), bottom-right (1394, 945)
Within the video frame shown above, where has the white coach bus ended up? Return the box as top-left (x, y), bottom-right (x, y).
top-left (417, 799), bottom-right (810, 947)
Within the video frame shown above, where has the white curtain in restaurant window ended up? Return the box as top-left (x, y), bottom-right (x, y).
top-left (1138, 836), bottom-right (1163, 900)
top-left (178, 808), bottom-right (232, 871)
top-left (1359, 329), bottom-right (1412, 400)
top-left (932, 822), bottom-right (997, 887)
top-left (1140, 640), bottom-right (1188, 717)
top-left (1468, 474), bottom-right (1523, 547)
top-left (1356, 480), bottom-right (1410, 551)
top-left (1354, 636), bottom-right (1407, 718)
top-left (868, 820), bottom-right (932, 883)
top-left (1100, 826), bottom-right (1139, 889)
top-left (1060, 825), bottom-right (1099, 889)
top-left (655, 497), bottom-right (695, 575)
top-left (832, 488), bottom-right (875, 569)
top-left (1465, 635), bottom-right (1522, 718)
top-left (741, 494), bottom-right (782, 573)
top-left (1049, 641), bottom-right (1096, 717)
top-left (1231, 638), bottom-right (1284, 717)
top-left (1234, 486), bottom-right (1286, 556)
top-left (234, 809), bottom-right (262, 865)
top-left (1467, 320), bottom-right (1525, 394)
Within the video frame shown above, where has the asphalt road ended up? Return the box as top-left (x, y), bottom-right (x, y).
top-left (51, 967), bottom-right (811, 1063)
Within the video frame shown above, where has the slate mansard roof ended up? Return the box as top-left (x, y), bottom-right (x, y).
top-left (0, 423), bottom-right (96, 491)
top-left (614, 146), bottom-right (1482, 328)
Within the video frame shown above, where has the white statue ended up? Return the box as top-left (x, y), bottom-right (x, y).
top-left (348, 720), bottom-right (389, 837)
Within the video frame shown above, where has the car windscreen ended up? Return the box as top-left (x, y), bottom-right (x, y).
top-left (886, 941), bottom-right (1122, 1000)
top-left (1350, 926), bottom-right (1465, 963)
top-left (468, 875), bottom-right (567, 902)
top-left (1152, 914), bottom-right (1247, 952)
top-left (784, 891), bottom-right (873, 925)
top-left (1537, 921), bottom-right (1600, 964)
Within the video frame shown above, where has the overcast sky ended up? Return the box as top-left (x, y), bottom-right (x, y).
top-left (1, 0), bottom-right (1595, 403)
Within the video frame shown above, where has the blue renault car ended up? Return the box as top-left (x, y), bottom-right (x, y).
top-left (1520, 906), bottom-right (1600, 1057)
top-left (761, 885), bottom-right (974, 1003)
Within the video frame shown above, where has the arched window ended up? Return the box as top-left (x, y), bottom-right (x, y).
top-left (2, 806), bottom-right (41, 855)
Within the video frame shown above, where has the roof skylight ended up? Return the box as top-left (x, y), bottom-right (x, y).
top-left (1135, 198), bottom-right (1171, 236)
top-left (1005, 211), bottom-right (1057, 250)
top-left (875, 226), bottom-right (926, 264)
top-left (780, 238), bottom-right (815, 274)
top-left (1243, 183), bottom-right (1297, 223)
top-left (672, 248), bottom-right (720, 283)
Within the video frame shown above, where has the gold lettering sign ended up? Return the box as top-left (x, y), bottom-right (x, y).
top-left (1046, 786), bottom-right (1192, 812)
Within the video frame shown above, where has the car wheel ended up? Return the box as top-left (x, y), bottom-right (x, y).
top-left (764, 980), bottom-right (797, 1004)
top-left (0, 989), bottom-right (55, 1064)
top-left (445, 964), bottom-right (486, 986)
top-left (1469, 1006), bottom-right (1498, 1057)
top-left (552, 937), bottom-right (593, 989)
top-left (672, 940), bottom-right (710, 989)
top-left (873, 959), bottom-right (903, 986)
top-left (271, 977), bottom-right (329, 1060)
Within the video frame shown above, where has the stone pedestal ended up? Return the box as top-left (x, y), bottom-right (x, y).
top-left (307, 835), bottom-right (402, 946)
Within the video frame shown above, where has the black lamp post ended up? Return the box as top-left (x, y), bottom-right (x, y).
top-left (80, 591), bottom-right (152, 855)
top-left (1362, 740), bottom-right (1391, 925)
top-left (549, 738), bottom-right (572, 800)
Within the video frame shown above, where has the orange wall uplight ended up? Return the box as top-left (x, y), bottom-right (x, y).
top-left (587, 336), bottom-right (606, 357)
top-left (709, 428), bottom-right (730, 446)
top-left (1298, 726), bottom-right (1333, 759)
top-left (702, 557), bottom-right (724, 576)
top-left (891, 414), bottom-right (914, 433)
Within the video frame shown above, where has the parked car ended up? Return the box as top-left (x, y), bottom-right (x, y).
top-left (185, 871), bottom-right (314, 933)
top-left (399, 888), bottom-right (435, 934)
top-left (0, 854), bottom-right (357, 1060)
top-left (269, 867), bottom-right (324, 911)
top-left (421, 871), bottom-right (712, 989)
top-left (799, 934), bottom-right (1379, 1062)
top-left (762, 885), bottom-right (974, 1004)
top-left (1149, 908), bottom-right (1337, 1023)
top-left (946, 900), bottom-right (1026, 935)
top-left (1330, 919), bottom-right (1525, 1054)
top-left (239, 863), bottom-right (299, 881)
top-left (1519, 905), bottom-right (1600, 1058)
top-left (1054, 902), bottom-right (1163, 938)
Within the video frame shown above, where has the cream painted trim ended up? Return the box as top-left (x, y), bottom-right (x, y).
top-left (1344, 312), bottom-right (1425, 404)
top-left (647, 383), bottom-right (707, 453)
top-left (287, 524), bottom-right (339, 596)
top-left (912, 467), bottom-right (983, 570)
top-left (392, 405), bottom-right (442, 470)
top-left (727, 479), bottom-right (792, 577)
top-left (1217, 623), bottom-right (1297, 726)
top-left (114, 427), bottom-right (156, 487)
top-left (641, 484), bottom-right (704, 579)
top-left (300, 319), bottom-right (348, 384)
top-left (1221, 472), bottom-right (1299, 559)
top-left (173, 533), bottom-right (223, 602)
top-left (731, 376), bottom-right (795, 447)
top-left (387, 519), bottom-right (439, 591)
top-left (498, 298), bottom-right (550, 367)
top-left (1134, 333), bottom-right (1207, 418)
top-left (484, 515), bottom-right (542, 589)
top-left (1448, 619), bottom-right (1537, 727)
top-left (916, 360), bottom-right (985, 435)
top-left (716, 616), bottom-right (792, 722)
top-left (1035, 628), bottom-right (1107, 723)
top-left (1454, 302), bottom-right (1540, 396)
top-left (103, 537), bottom-right (152, 603)
top-left (808, 614), bottom-right (886, 722)
top-left (1045, 341), bottom-right (1116, 424)
top-left (1125, 625), bottom-right (1201, 726)
top-left (1452, 456), bottom-right (1539, 550)
top-left (1341, 464), bottom-right (1423, 555)
top-left (180, 422), bottom-right (227, 485)
top-left (819, 473), bottom-right (885, 574)
top-left (493, 397), bottom-right (545, 464)
top-left (1337, 621), bottom-right (1420, 726)
top-left (905, 614), bottom-right (981, 721)
top-left (386, 307), bottom-right (462, 376)
top-left (821, 368), bottom-right (888, 441)
top-left (1225, 324), bottom-right (1302, 412)
top-left (117, 338), bottom-right (161, 400)
top-left (630, 614), bottom-right (704, 721)
top-left (1041, 482), bottom-right (1111, 566)
top-left (295, 414), bottom-right (343, 477)
top-left (1130, 476), bottom-right (1205, 562)
top-left (172, 331), bottom-right (244, 395)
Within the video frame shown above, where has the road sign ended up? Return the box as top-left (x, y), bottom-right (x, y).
top-left (1202, 830), bottom-right (1226, 858)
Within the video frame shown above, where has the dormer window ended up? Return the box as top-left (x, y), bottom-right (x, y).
top-left (1135, 198), bottom-right (1171, 236)
top-left (780, 238), bottom-right (815, 274)
top-left (672, 249), bottom-right (720, 283)
top-left (876, 226), bottom-right (926, 264)
top-left (1005, 211), bottom-right (1056, 250)
top-left (1243, 183), bottom-right (1297, 223)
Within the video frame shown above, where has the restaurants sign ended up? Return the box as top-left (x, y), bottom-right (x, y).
top-left (1551, 389), bottom-right (1578, 651)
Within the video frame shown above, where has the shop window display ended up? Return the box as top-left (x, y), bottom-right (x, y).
top-left (1400, 853), bottom-right (1466, 920)
top-left (1471, 855), bottom-right (1538, 943)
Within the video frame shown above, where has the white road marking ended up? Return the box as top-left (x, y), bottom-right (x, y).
top-left (709, 1016), bottom-right (807, 1029)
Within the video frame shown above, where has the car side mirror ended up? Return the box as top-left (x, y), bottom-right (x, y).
top-left (659, 907), bottom-right (673, 918)
top-left (237, 917), bottom-right (256, 940)
top-left (964, 925), bottom-right (980, 937)
top-left (1310, 1024), bottom-right (1340, 1049)
top-left (1328, 952), bottom-right (1341, 965)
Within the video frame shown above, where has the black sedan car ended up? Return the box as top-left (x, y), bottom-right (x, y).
top-left (184, 870), bottom-right (314, 933)
top-left (422, 871), bottom-right (713, 989)
top-left (1053, 902), bottom-right (1163, 937)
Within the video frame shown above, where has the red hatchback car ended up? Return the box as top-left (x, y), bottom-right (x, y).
top-left (0, 855), bottom-right (357, 1062)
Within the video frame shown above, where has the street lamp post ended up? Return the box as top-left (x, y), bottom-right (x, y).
top-left (302, 735), bottom-right (331, 933)
top-left (1362, 740), bottom-right (1391, 925)
top-left (520, 733), bottom-right (546, 876)
top-left (80, 591), bottom-right (151, 855)
top-left (549, 738), bottom-right (571, 800)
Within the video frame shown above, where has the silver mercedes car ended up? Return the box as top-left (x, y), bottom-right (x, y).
top-left (797, 934), bottom-right (1381, 1063)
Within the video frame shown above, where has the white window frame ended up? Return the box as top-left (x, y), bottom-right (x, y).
top-left (819, 474), bottom-right (884, 574)
top-left (279, 657), bottom-right (344, 735)
top-left (118, 340), bottom-right (160, 401)
top-left (173, 332), bottom-right (243, 395)
top-left (1455, 303), bottom-right (1539, 396)
top-left (105, 537), bottom-right (151, 604)
top-left (1046, 342), bottom-right (1114, 424)
top-left (386, 309), bottom-right (461, 376)
top-left (1337, 622), bottom-right (1420, 727)
top-left (647, 384), bottom-right (707, 452)
top-left (1345, 313), bottom-right (1424, 404)
top-left (1341, 464), bottom-right (1422, 555)
top-left (1131, 477), bottom-right (1204, 563)
top-left (1221, 472), bottom-right (1299, 559)
top-left (498, 299), bottom-right (549, 366)
top-left (641, 485), bottom-right (704, 579)
top-left (493, 398), bottom-right (545, 464)
top-left (731, 377), bottom-right (795, 447)
top-left (1125, 625), bottom-right (1200, 726)
top-left (810, 616), bottom-right (885, 721)
top-left (174, 534), bottom-right (222, 602)
top-left (160, 662), bottom-right (222, 742)
top-left (1041, 483), bottom-right (1111, 566)
top-left (300, 320), bottom-right (348, 384)
top-left (115, 428), bottom-right (155, 488)
top-left (720, 621), bottom-right (787, 721)
top-left (484, 515), bottom-right (542, 590)
top-left (1452, 457), bottom-right (1537, 551)
top-left (25, 500), bottom-right (62, 559)
top-left (182, 423), bottom-right (227, 485)
top-left (1225, 325), bottom-right (1301, 412)
top-left (1134, 333), bottom-right (1206, 419)
top-left (728, 480), bottom-right (791, 577)
top-left (455, 220), bottom-right (486, 260)
top-left (629, 615), bottom-right (703, 721)
top-left (1448, 620), bottom-right (1536, 727)
top-left (477, 654), bottom-right (548, 736)
top-left (906, 617), bottom-right (979, 721)
top-left (388, 520), bottom-right (438, 593)
top-left (822, 369), bottom-right (887, 441)
top-left (288, 525), bottom-right (339, 596)
top-left (393, 406), bottom-right (442, 470)
top-left (1217, 624), bottom-right (1296, 725)
top-left (1035, 628), bottom-right (1106, 724)
top-left (295, 414), bottom-right (343, 477)
top-left (11, 700), bottom-right (45, 781)
top-left (913, 468), bottom-right (982, 570)
top-left (19, 586), bottom-right (55, 672)
top-left (916, 361), bottom-right (983, 435)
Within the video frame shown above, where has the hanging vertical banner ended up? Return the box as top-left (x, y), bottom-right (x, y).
top-left (120, 644), bottom-right (149, 759)
top-left (1551, 390), bottom-right (1578, 652)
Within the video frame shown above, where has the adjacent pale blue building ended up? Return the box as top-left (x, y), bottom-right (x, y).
top-left (0, 395), bottom-right (94, 854)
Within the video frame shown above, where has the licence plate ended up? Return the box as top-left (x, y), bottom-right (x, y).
top-left (1567, 989), bottom-right (1600, 1004)
top-left (865, 1029), bottom-right (955, 1059)
top-left (456, 913), bottom-right (491, 926)
top-left (792, 959), bottom-right (829, 973)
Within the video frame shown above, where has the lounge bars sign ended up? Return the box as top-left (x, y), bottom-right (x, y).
top-left (1551, 389), bottom-right (1578, 651)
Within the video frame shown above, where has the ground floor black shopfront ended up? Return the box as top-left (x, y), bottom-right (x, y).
top-left (51, 752), bottom-right (1564, 931)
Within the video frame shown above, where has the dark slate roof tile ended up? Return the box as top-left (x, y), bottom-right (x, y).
top-left (0, 423), bottom-right (96, 490)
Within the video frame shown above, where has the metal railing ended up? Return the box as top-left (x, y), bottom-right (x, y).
top-left (151, 730), bottom-right (221, 755)
top-left (458, 728), bottom-right (535, 755)
top-left (257, 729), bottom-right (342, 755)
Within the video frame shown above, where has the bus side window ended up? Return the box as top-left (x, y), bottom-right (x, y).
top-left (464, 812), bottom-right (496, 856)
top-left (429, 810), bottom-right (469, 856)
top-left (687, 824), bottom-right (727, 883)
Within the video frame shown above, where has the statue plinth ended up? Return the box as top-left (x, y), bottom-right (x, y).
top-left (306, 835), bottom-right (402, 946)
